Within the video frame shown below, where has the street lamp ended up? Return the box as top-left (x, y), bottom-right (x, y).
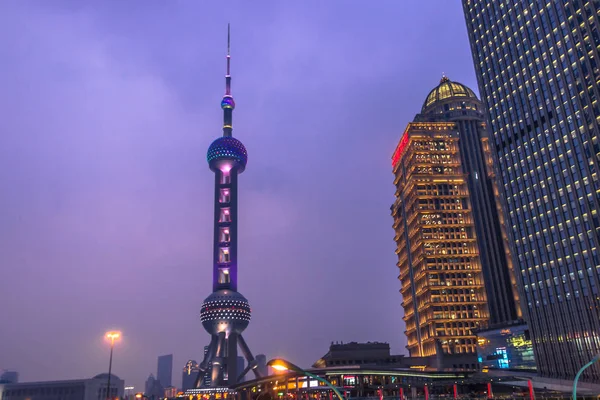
top-left (105, 331), bottom-right (122, 400)
top-left (572, 353), bottom-right (600, 400)
top-left (267, 358), bottom-right (345, 400)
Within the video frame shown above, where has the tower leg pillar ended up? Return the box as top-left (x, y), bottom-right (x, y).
top-left (211, 332), bottom-right (226, 387)
top-left (238, 334), bottom-right (263, 379)
top-left (194, 335), bottom-right (218, 388)
top-left (227, 333), bottom-right (239, 385)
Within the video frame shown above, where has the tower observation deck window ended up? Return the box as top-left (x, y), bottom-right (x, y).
top-left (220, 189), bottom-right (231, 203)
top-left (218, 268), bottom-right (230, 284)
top-left (219, 248), bottom-right (230, 263)
top-left (220, 228), bottom-right (230, 243)
top-left (219, 208), bottom-right (231, 223)
top-left (220, 172), bottom-right (231, 184)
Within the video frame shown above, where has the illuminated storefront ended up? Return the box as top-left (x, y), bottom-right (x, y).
top-left (476, 323), bottom-right (535, 370)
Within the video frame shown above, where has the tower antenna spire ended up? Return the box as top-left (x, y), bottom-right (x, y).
top-left (221, 23), bottom-right (235, 137)
top-left (226, 23), bottom-right (231, 94)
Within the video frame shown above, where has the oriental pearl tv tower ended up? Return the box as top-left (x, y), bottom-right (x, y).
top-left (194, 25), bottom-right (263, 389)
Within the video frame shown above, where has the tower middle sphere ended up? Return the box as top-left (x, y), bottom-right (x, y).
top-left (207, 136), bottom-right (247, 173)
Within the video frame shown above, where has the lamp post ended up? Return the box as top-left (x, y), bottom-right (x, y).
top-left (105, 331), bottom-right (121, 400)
top-left (267, 358), bottom-right (345, 400)
top-left (572, 353), bottom-right (600, 400)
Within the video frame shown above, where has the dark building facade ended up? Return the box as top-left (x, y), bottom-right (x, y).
top-left (145, 374), bottom-right (163, 399)
top-left (313, 342), bottom-right (407, 368)
top-left (312, 341), bottom-right (477, 370)
top-left (182, 360), bottom-right (200, 391)
top-left (462, 0), bottom-right (600, 381)
top-left (0, 372), bottom-right (18, 385)
top-left (392, 78), bottom-right (524, 364)
top-left (254, 355), bottom-right (267, 377)
top-left (157, 354), bottom-right (173, 389)
top-left (0, 374), bottom-right (124, 400)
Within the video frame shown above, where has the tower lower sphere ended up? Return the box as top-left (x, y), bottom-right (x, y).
top-left (200, 290), bottom-right (251, 335)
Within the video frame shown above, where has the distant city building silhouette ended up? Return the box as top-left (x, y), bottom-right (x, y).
top-left (156, 354), bottom-right (173, 389)
top-left (0, 373), bottom-right (123, 400)
top-left (201, 346), bottom-right (212, 387)
top-left (236, 357), bottom-right (245, 383)
top-left (0, 371), bottom-right (18, 384)
top-left (254, 355), bottom-right (267, 377)
top-left (144, 374), bottom-right (163, 399)
top-left (181, 360), bottom-right (199, 391)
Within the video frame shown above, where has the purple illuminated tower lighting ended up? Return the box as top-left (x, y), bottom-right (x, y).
top-left (194, 25), bottom-right (262, 389)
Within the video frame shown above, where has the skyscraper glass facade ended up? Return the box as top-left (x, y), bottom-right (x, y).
top-left (462, 0), bottom-right (600, 381)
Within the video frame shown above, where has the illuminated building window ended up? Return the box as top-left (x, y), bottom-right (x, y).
top-left (219, 248), bottom-right (230, 263)
top-left (219, 208), bottom-right (231, 223)
top-left (219, 189), bottom-right (231, 203)
top-left (220, 171), bottom-right (231, 184)
top-left (220, 228), bottom-right (230, 243)
top-left (218, 268), bottom-right (230, 284)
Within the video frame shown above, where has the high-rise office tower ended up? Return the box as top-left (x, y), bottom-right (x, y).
top-left (182, 360), bottom-right (200, 391)
top-left (157, 354), bottom-right (173, 389)
top-left (462, 1), bottom-right (600, 381)
top-left (391, 77), bottom-right (524, 363)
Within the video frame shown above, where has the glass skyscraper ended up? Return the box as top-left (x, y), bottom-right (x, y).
top-left (462, 0), bottom-right (600, 381)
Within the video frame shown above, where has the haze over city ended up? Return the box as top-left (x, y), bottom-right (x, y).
top-left (0, 0), bottom-right (524, 394)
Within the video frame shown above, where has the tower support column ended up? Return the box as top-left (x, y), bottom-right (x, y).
top-left (227, 333), bottom-right (239, 385)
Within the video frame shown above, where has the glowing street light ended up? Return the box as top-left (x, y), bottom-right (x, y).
top-left (104, 331), bottom-right (122, 400)
top-left (573, 353), bottom-right (600, 400)
top-left (267, 358), bottom-right (345, 400)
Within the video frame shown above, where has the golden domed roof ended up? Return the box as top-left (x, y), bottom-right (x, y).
top-left (423, 76), bottom-right (477, 110)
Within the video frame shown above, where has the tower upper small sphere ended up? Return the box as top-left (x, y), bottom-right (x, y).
top-left (221, 95), bottom-right (235, 110)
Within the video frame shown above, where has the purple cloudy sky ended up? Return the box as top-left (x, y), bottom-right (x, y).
top-left (0, 0), bottom-right (479, 391)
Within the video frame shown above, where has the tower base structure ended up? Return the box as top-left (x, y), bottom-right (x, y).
top-left (193, 290), bottom-right (263, 388)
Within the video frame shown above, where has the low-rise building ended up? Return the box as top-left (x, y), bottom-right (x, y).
top-left (313, 341), bottom-right (478, 370)
top-left (0, 374), bottom-right (124, 400)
